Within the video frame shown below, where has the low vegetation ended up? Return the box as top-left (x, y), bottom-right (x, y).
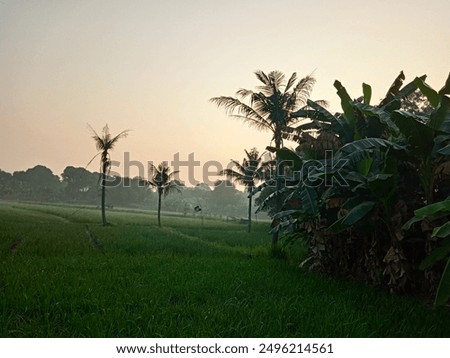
top-left (1, 202), bottom-right (450, 337)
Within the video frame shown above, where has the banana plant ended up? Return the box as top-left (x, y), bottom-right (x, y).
top-left (403, 199), bottom-right (450, 305)
top-left (257, 71), bottom-right (450, 296)
top-left (290, 71), bottom-right (425, 144)
top-left (392, 75), bottom-right (450, 204)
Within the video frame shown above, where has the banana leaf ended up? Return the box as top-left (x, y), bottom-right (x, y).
top-left (380, 71), bottom-right (405, 106)
top-left (339, 138), bottom-right (405, 154)
top-left (435, 258), bottom-right (450, 305)
top-left (353, 102), bottom-right (400, 135)
top-left (428, 96), bottom-right (450, 131)
top-left (272, 209), bottom-right (303, 220)
top-left (299, 186), bottom-right (318, 215)
top-left (438, 72), bottom-right (450, 95)
top-left (362, 83), bottom-right (372, 104)
top-left (414, 77), bottom-right (440, 108)
top-left (415, 200), bottom-right (450, 217)
top-left (395, 74), bottom-right (426, 100)
top-left (438, 144), bottom-right (450, 156)
top-left (432, 222), bottom-right (450, 238)
top-left (334, 80), bottom-right (356, 129)
top-left (392, 111), bottom-right (434, 155)
top-left (266, 146), bottom-right (303, 171)
top-left (327, 201), bottom-right (376, 233)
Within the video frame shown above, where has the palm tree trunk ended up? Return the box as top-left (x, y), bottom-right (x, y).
top-left (247, 189), bottom-right (252, 233)
top-left (157, 189), bottom-right (162, 227)
top-left (101, 171), bottom-right (107, 226)
top-left (271, 128), bottom-right (283, 246)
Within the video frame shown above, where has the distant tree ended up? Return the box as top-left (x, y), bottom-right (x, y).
top-left (105, 176), bottom-right (150, 209)
top-left (61, 166), bottom-right (98, 203)
top-left (211, 70), bottom-right (326, 244)
top-left (144, 162), bottom-right (181, 227)
top-left (180, 183), bottom-right (211, 215)
top-left (219, 148), bottom-right (268, 232)
top-left (210, 179), bottom-right (242, 217)
top-left (13, 165), bottom-right (61, 202)
top-left (0, 169), bottom-right (13, 199)
top-left (401, 90), bottom-right (433, 115)
top-left (195, 182), bottom-right (212, 191)
top-left (88, 124), bottom-right (130, 226)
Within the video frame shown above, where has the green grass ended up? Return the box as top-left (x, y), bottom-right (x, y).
top-left (1, 202), bottom-right (449, 337)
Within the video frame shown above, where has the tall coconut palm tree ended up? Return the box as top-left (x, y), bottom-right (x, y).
top-left (219, 148), bottom-right (270, 233)
top-left (211, 70), bottom-right (326, 244)
top-left (88, 124), bottom-right (130, 226)
top-left (144, 162), bottom-right (180, 227)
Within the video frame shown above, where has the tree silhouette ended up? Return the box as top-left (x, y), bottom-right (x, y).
top-left (88, 124), bottom-right (130, 226)
top-left (144, 162), bottom-right (180, 227)
top-left (211, 70), bottom-right (325, 244)
top-left (219, 148), bottom-right (269, 233)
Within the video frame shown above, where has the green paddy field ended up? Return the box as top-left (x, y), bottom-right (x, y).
top-left (1, 202), bottom-right (449, 337)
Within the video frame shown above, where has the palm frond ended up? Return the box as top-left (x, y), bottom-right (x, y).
top-left (254, 70), bottom-right (270, 86)
top-left (212, 70), bottom-right (325, 151)
top-left (220, 148), bottom-right (269, 189)
top-left (293, 75), bottom-right (317, 106)
top-left (88, 124), bottom-right (130, 152)
top-left (227, 114), bottom-right (273, 131)
top-left (268, 70), bottom-right (286, 90)
top-left (284, 72), bottom-right (298, 94)
top-left (228, 159), bottom-right (246, 174)
top-left (167, 170), bottom-right (180, 181)
top-left (219, 168), bottom-right (244, 179)
top-left (147, 162), bottom-right (180, 191)
top-left (236, 88), bottom-right (255, 99)
top-left (87, 124), bottom-right (105, 151)
top-left (210, 96), bottom-right (263, 119)
top-left (147, 162), bottom-right (158, 176)
top-left (163, 181), bottom-right (182, 197)
top-left (87, 123), bottom-right (101, 140)
top-left (255, 71), bottom-right (285, 97)
top-left (86, 152), bottom-right (101, 169)
top-left (110, 129), bottom-right (131, 147)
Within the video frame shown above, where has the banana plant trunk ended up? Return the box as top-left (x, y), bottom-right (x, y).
top-left (271, 128), bottom-right (283, 246)
top-left (247, 188), bottom-right (252, 233)
top-left (157, 188), bottom-right (162, 227)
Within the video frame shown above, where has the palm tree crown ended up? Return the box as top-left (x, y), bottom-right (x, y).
top-left (88, 124), bottom-right (130, 174)
top-left (146, 162), bottom-right (180, 195)
top-left (210, 70), bottom-right (326, 148)
top-left (220, 148), bottom-right (268, 192)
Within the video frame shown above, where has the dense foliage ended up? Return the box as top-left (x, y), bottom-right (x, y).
top-left (259, 72), bottom-right (450, 303)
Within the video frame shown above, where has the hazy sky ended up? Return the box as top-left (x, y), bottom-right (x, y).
top-left (0, 0), bottom-right (449, 185)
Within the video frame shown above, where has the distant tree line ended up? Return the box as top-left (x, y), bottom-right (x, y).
top-left (0, 165), bottom-right (254, 218)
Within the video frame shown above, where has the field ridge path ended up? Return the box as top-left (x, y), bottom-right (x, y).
top-left (157, 226), bottom-right (252, 256)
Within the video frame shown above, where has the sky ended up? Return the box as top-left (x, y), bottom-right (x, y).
top-left (0, 0), bottom-right (449, 187)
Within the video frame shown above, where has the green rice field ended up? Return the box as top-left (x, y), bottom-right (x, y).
top-left (1, 202), bottom-right (449, 337)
